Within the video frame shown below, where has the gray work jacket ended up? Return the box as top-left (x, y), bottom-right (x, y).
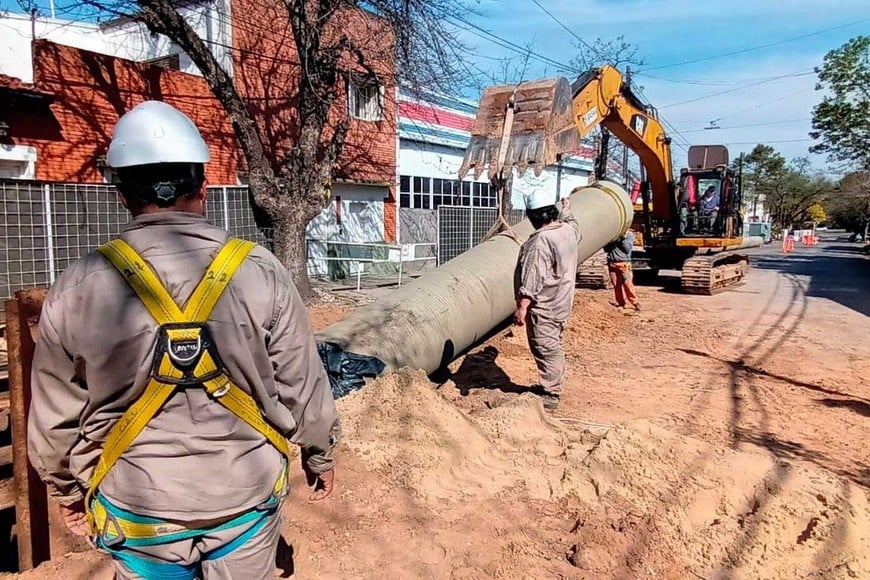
top-left (28, 212), bottom-right (339, 521)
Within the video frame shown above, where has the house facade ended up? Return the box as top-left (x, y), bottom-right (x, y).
top-left (0, 4), bottom-right (397, 262)
top-left (396, 90), bottom-right (595, 247)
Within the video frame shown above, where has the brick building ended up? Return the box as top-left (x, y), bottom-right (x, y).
top-left (0, 1), bottom-right (397, 246)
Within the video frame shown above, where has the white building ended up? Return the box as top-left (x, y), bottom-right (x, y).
top-left (0, 6), bottom-right (233, 82)
top-left (396, 90), bottom-right (595, 248)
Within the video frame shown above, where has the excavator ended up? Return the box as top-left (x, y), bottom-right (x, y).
top-left (458, 65), bottom-right (751, 294)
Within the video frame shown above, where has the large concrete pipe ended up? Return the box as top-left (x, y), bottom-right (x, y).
top-left (728, 236), bottom-right (764, 251)
top-left (317, 181), bottom-right (633, 385)
top-left (702, 235), bottom-right (765, 254)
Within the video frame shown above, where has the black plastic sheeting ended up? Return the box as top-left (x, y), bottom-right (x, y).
top-left (317, 341), bottom-right (387, 398)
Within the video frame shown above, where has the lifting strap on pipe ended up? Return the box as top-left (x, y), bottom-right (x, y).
top-left (481, 87), bottom-right (523, 246)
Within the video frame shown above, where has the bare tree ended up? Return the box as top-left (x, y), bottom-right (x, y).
top-left (59, 0), bottom-right (471, 299)
top-left (569, 35), bottom-right (646, 183)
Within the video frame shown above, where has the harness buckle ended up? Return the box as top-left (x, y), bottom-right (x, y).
top-left (166, 332), bottom-right (202, 367)
top-left (211, 379), bottom-right (231, 398)
top-left (99, 509), bottom-right (126, 549)
top-left (152, 323), bottom-right (225, 386)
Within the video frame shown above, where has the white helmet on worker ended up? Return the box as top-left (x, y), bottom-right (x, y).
top-left (107, 101), bottom-right (210, 207)
top-left (524, 188), bottom-right (560, 211)
top-left (107, 101), bottom-right (210, 168)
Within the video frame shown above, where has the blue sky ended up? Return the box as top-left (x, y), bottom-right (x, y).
top-left (459, 0), bottom-right (870, 170)
top-left (5, 0), bottom-right (867, 170)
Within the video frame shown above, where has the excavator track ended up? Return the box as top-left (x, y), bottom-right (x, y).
top-left (577, 250), bottom-right (610, 289)
top-left (681, 252), bottom-right (749, 295)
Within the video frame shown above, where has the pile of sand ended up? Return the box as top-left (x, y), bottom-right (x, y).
top-left (12, 370), bottom-right (869, 579)
top-left (338, 370), bottom-right (600, 505)
top-left (338, 370), bottom-right (870, 579)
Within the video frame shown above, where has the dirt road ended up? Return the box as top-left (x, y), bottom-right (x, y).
top-left (11, 234), bottom-right (869, 579)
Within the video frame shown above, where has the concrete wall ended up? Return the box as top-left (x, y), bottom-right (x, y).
top-left (0, 4), bottom-right (232, 82)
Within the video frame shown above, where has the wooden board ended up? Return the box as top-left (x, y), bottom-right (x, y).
top-left (7, 290), bottom-right (51, 570)
top-left (0, 392), bottom-right (8, 432)
top-left (0, 478), bottom-right (14, 511)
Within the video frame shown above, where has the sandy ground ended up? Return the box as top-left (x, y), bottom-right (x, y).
top-left (9, 235), bottom-right (870, 579)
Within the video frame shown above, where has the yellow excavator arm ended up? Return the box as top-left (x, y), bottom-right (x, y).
top-left (570, 66), bottom-right (674, 217)
top-left (459, 65), bottom-right (675, 220)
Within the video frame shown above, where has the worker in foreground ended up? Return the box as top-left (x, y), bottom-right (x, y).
top-left (513, 191), bottom-right (582, 410)
top-left (604, 230), bottom-right (641, 311)
top-left (28, 101), bottom-right (340, 580)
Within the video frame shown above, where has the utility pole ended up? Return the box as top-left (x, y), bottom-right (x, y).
top-left (622, 66), bottom-right (633, 188)
top-left (621, 144), bottom-right (629, 189)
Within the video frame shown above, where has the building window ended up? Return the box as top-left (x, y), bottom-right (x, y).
top-left (411, 176), bottom-right (429, 209)
top-left (400, 175), bottom-right (411, 208)
top-left (399, 174), bottom-right (496, 209)
top-left (473, 182), bottom-right (495, 207)
top-left (348, 75), bottom-right (383, 121)
top-left (144, 54), bottom-right (181, 70)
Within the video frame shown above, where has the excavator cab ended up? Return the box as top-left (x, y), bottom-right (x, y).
top-left (677, 146), bottom-right (744, 241)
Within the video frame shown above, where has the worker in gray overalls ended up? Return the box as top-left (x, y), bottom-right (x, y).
top-left (28, 101), bottom-right (340, 579)
top-left (514, 190), bottom-right (582, 410)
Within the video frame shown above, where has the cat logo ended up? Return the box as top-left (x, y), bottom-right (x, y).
top-left (631, 114), bottom-right (648, 137)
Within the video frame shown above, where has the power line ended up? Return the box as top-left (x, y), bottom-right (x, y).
top-left (721, 88), bottom-right (817, 122)
top-left (640, 17), bottom-right (870, 72)
top-left (659, 70), bottom-right (815, 109)
top-left (635, 70), bottom-right (817, 87)
top-left (526, 0), bottom-right (603, 60)
top-left (448, 15), bottom-right (579, 73)
top-left (681, 118), bottom-right (812, 133)
top-left (720, 138), bottom-right (813, 145)
top-left (634, 72), bottom-right (737, 86)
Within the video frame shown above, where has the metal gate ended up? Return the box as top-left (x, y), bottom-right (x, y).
top-left (437, 205), bottom-right (525, 265)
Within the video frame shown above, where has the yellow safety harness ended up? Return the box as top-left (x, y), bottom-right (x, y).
top-left (86, 237), bottom-right (292, 538)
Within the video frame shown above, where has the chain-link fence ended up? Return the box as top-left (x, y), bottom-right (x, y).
top-left (0, 180), bottom-right (270, 300)
top-left (437, 205), bottom-right (525, 265)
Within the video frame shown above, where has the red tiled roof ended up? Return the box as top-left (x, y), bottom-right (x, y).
top-left (0, 74), bottom-right (54, 97)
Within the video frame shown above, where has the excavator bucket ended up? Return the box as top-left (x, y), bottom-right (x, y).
top-left (458, 77), bottom-right (581, 181)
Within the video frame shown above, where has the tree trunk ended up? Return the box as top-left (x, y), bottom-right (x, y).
top-left (271, 214), bottom-right (314, 301)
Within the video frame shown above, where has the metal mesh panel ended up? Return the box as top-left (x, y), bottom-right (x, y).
top-left (0, 181), bottom-right (50, 299)
top-left (204, 186), bottom-right (227, 228)
top-left (50, 183), bottom-right (128, 273)
top-left (437, 206), bottom-right (526, 265)
top-left (0, 181), bottom-right (269, 299)
top-left (224, 187), bottom-right (273, 249)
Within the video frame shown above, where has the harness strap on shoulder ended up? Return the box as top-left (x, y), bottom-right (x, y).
top-left (183, 238), bottom-right (256, 322)
top-left (97, 238), bottom-right (256, 325)
top-left (88, 237), bottom-right (291, 536)
top-left (97, 240), bottom-right (183, 325)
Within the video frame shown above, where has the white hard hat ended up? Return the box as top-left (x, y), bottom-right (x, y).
top-left (107, 101), bottom-right (210, 168)
top-left (524, 188), bottom-right (559, 210)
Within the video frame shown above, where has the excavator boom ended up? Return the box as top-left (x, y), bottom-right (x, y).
top-left (460, 66), bottom-right (752, 296)
top-left (459, 66), bottom-right (675, 221)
